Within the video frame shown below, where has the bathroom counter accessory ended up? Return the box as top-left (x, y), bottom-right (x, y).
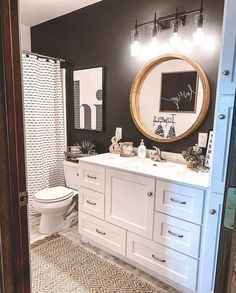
top-left (120, 152), bottom-right (136, 157)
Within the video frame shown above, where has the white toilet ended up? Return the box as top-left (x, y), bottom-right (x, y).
top-left (33, 160), bottom-right (79, 234)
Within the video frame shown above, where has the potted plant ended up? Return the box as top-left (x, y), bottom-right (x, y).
top-left (182, 145), bottom-right (205, 170)
top-left (75, 140), bottom-right (96, 156)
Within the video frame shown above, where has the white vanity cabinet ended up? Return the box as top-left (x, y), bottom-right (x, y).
top-left (78, 155), bottom-right (209, 293)
top-left (105, 168), bottom-right (155, 239)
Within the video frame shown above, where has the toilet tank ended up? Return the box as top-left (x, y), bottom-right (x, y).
top-left (63, 160), bottom-right (80, 190)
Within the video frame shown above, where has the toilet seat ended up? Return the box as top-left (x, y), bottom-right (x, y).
top-left (34, 186), bottom-right (76, 203)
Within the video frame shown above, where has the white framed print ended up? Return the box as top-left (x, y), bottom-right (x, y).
top-left (73, 66), bottom-right (104, 131)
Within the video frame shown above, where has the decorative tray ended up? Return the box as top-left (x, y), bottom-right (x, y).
top-left (120, 152), bottom-right (136, 157)
top-left (64, 151), bottom-right (97, 159)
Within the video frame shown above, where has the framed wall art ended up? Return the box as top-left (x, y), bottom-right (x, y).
top-left (73, 66), bottom-right (104, 131)
top-left (159, 71), bottom-right (198, 113)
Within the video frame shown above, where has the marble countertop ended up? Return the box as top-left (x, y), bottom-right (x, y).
top-left (79, 153), bottom-right (209, 188)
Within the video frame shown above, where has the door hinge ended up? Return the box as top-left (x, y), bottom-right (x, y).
top-left (224, 187), bottom-right (236, 230)
top-left (19, 191), bottom-right (28, 207)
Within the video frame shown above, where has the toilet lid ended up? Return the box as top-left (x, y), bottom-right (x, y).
top-left (34, 186), bottom-right (75, 203)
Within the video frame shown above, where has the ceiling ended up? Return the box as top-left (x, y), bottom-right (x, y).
top-left (20, 0), bottom-right (103, 27)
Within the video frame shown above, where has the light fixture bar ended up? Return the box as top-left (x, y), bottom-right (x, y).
top-left (135, 9), bottom-right (201, 31)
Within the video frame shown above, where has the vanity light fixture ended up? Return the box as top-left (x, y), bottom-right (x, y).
top-left (151, 13), bottom-right (160, 46)
top-left (170, 8), bottom-right (182, 48)
top-left (130, 0), bottom-right (210, 58)
top-left (131, 19), bottom-right (141, 57)
top-left (193, 0), bottom-right (207, 45)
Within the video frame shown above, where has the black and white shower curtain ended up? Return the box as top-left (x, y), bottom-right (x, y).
top-left (22, 54), bottom-right (66, 214)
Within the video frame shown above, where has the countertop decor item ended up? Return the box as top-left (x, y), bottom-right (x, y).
top-left (75, 140), bottom-right (96, 154)
top-left (109, 136), bottom-right (121, 154)
top-left (182, 145), bottom-right (205, 171)
top-left (119, 142), bottom-right (134, 156)
top-left (65, 140), bottom-right (96, 161)
top-left (120, 152), bottom-right (136, 157)
top-left (204, 131), bottom-right (213, 168)
top-left (137, 139), bottom-right (147, 158)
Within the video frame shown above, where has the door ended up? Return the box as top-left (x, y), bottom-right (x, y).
top-left (218, 0), bottom-right (236, 95)
top-left (105, 168), bottom-right (155, 239)
top-left (0, 0), bottom-right (30, 292)
top-left (214, 95), bottom-right (236, 293)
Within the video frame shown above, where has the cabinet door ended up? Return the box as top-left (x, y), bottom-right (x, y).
top-left (210, 95), bottom-right (235, 194)
top-left (218, 0), bottom-right (236, 95)
top-left (105, 169), bottom-right (155, 239)
top-left (198, 192), bottom-right (223, 293)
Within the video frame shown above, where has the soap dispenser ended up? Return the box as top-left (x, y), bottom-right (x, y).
top-left (138, 139), bottom-right (146, 159)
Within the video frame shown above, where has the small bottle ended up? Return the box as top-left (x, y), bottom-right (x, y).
top-left (138, 139), bottom-right (146, 159)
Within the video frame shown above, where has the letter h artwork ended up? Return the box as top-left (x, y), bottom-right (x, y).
top-left (73, 66), bottom-right (103, 132)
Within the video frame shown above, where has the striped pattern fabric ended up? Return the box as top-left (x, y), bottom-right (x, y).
top-left (22, 54), bottom-right (66, 214)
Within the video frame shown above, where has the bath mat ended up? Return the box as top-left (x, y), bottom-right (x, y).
top-left (31, 235), bottom-right (178, 293)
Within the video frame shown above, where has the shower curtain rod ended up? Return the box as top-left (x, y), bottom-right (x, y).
top-left (23, 50), bottom-right (65, 62)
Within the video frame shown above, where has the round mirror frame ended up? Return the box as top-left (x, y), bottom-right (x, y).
top-left (130, 53), bottom-right (210, 142)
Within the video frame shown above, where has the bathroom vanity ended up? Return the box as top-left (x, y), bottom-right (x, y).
top-left (78, 153), bottom-right (213, 293)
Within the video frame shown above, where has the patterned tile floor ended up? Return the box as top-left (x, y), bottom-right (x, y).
top-left (29, 215), bottom-right (180, 293)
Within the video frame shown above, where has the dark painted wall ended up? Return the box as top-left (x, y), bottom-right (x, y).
top-left (31, 0), bottom-right (224, 154)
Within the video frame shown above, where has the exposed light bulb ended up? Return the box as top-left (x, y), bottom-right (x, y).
top-left (151, 36), bottom-right (158, 45)
top-left (131, 40), bottom-right (141, 57)
top-left (170, 32), bottom-right (181, 48)
top-left (180, 40), bottom-right (193, 55)
top-left (193, 27), bottom-right (205, 45)
top-left (150, 36), bottom-right (159, 50)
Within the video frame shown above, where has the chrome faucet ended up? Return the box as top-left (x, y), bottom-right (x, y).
top-left (150, 146), bottom-right (166, 162)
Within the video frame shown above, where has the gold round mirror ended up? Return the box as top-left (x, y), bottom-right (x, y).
top-left (130, 54), bottom-right (210, 142)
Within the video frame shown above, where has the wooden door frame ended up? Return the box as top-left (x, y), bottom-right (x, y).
top-left (0, 0), bottom-right (235, 293)
top-left (0, 0), bottom-right (30, 292)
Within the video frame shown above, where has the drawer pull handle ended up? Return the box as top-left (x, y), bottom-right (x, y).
top-left (152, 254), bottom-right (166, 263)
top-left (77, 173), bottom-right (79, 177)
top-left (168, 230), bottom-right (183, 238)
top-left (87, 200), bottom-right (96, 206)
top-left (170, 198), bottom-right (186, 205)
top-left (87, 174), bottom-right (97, 179)
top-left (96, 228), bottom-right (106, 235)
top-left (147, 192), bottom-right (153, 197)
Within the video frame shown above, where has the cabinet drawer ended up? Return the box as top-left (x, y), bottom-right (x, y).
top-left (79, 187), bottom-right (104, 220)
top-left (79, 162), bottom-right (105, 193)
top-left (153, 212), bottom-right (201, 258)
top-left (155, 180), bottom-right (205, 224)
top-left (79, 212), bottom-right (126, 255)
top-left (127, 232), bottom-right (198, 291)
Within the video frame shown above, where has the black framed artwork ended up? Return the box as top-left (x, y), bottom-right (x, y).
top-left (73, 66), bottom-right (104, 131)
top-left (159, 71), bottom-right (198, 113)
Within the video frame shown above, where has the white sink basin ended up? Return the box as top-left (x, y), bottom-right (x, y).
top-left (118, 158), bottom-right (183, 172)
